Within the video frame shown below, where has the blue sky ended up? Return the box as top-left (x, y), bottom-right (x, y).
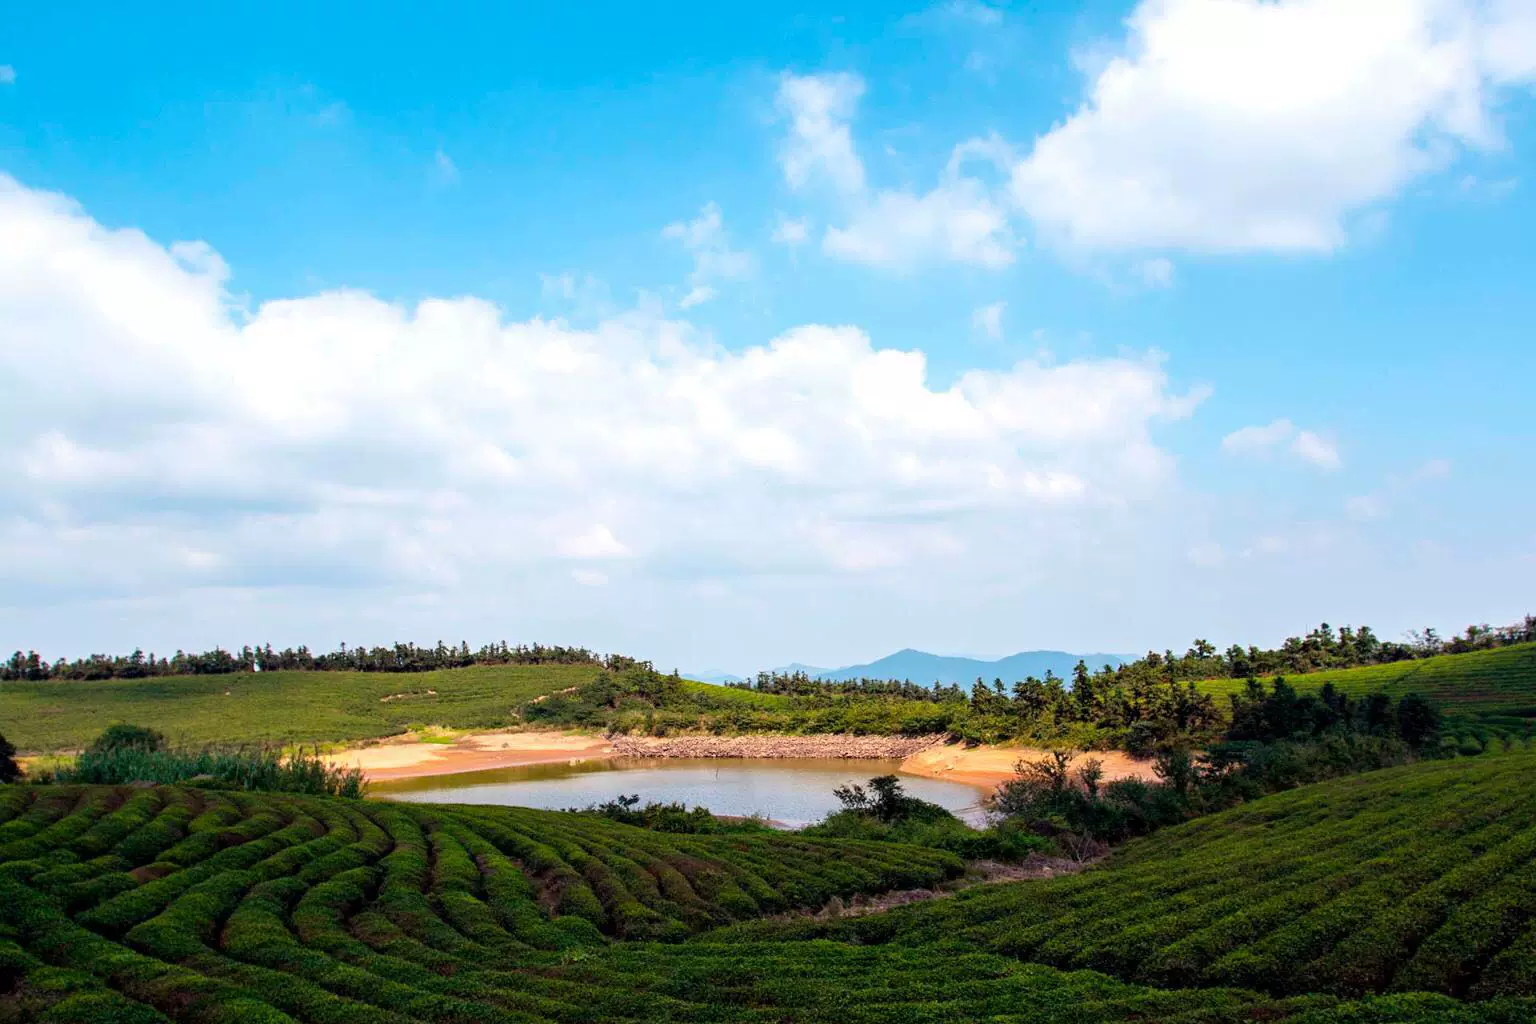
top-left (1, 0), bottom-right (1533, 674)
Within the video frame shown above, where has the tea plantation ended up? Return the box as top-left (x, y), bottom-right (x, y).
top-left (9, 755), bottom-right (1536, 1021)
top-left (1193, 643), bottom-right (1536, 746)
top-left (722, 750), bottom-right (1536, 1008)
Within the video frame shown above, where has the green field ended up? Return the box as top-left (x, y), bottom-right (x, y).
top-left (8, 759), bottom-right (1536, 1022)
top-left (5, 642), bottom-right (1533, 756)
top-left (728, 749), bottom-right (1536, 1003)
top-left (1193, 643), bottom-right (1536, 741)
top-left (0, 664), bottom-right (614, 753)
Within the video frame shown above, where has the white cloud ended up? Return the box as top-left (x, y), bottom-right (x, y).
top-left (430, 148), bottom-right (459, 187)
top-left (0, 175), bottom-right (1204, 614)
top-left (559, 524), bottom-right (630, 560)
top-left (1221, 419), bottom-right (1298, 454)
top-left (0, 66), bottom-right (14, 85)
top-left (775, 75), bottom-right (1017, 270)
top-left (771, 214), bottom-right (811, 247)
top-left (824, 174), bottom-right (1016, 269)
top-left (1010, 0), bottom-right (1536, 253)
top-left (821, 133), bottom-right (1018, 270)
top-left (0, 174), bottom-right (1205, 611)
top-left (1291, 430), bottom-right (1341, 471)
top-left (662, 202), bottom-right (752, 309)
top-left (776, 72), bottom-right (866, 194)
top-left (971, 301), bottom-right (1006, 340)
top-left (1222, 419), bottom-right (1340, 470)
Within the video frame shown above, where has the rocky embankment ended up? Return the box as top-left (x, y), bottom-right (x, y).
top-left (609, 733), bottom-right (945, 759)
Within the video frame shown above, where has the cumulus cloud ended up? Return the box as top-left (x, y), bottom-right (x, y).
top-left (558, 524), bottom-right (631, 560)
top-left (774, 70), bottom-right (1018, 270)
top-left (771, 214), bottom-right (811, 247)
top-left (776, 72), bottom-right (866, 194)
top-left (820, 135), bottom-right (1019, 270)
top-left (1291, 430), bottom-right (1342, 471)
top-left (824, 174), bottom-right (1016, 269)
top-left (1221, 419), bottom-right (1298, 454)
top-left (1222, 419), bottom-right (1341, 470)
top-left (1009, 0), bottom-right (1536, 253)
top-left (662, 202), bottom-right (752, 309)
top-left (0, 175), bottom-right (1209, 613)
top-left (971, 301), bottom-right (1006, 340)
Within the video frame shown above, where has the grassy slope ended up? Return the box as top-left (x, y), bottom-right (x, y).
top-left (0, 663), bottom-right (608, 752)
top-left (4, 781), bottom-right (1534, 1022)
top-left (6, 643), bottom-right (1530, 755)
top-left (726, 748), bottom-right (1536, 1006)
top-left (1193, 642), bottom-right (1536, 725)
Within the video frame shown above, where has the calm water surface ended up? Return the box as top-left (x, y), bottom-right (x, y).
top-left (373, 757), bottom-right (988, 827)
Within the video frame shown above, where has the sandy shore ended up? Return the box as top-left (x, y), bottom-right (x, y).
top-left (326, 731), bottom-right (617, 781)
top-left (900, 743), bottom-right (1153, 791)
top-left (609, 733), bottom-right (943, 759)
top-left (327, 730), bottom-right (1153, 791)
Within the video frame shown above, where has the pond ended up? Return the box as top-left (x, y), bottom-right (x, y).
top-left (371, 757), bottom-right (990, 828)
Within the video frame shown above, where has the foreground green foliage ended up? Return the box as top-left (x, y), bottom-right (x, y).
top-left (733, 750), bottom-right (1536, 1006)
top-left (806, 775), bottom-right (1049, 861)
top-left (49, 746), bottom-right (366, 799)
top-left (7, 765), bottom-right (1536, 1022)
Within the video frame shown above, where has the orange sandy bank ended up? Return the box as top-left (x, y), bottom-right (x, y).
top-left (326, 730), bottom-right (616, 782)
top-left (328, 730), bottom-right (1155, 790)
top-left (900, 743), bottom-right (1153, 792)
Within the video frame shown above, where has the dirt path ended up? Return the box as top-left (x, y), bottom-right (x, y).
top-left (325, 730), bottom-right (617, 781)
top-left (900, 742), bottom-right (1153, 791)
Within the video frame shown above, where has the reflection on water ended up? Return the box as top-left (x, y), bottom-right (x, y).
top-left (372, 757), bottom-right (988, 828)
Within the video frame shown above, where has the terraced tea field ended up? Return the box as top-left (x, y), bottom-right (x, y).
top-left (8, 760), bottom-right (1536, 1022)
top-left (731, 749), bottom-right (1536, 1004)
top-left (1194, 643), bottom-right (1536, 744)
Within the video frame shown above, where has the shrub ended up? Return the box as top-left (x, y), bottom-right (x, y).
top-left (85, 724), bottom-right (166, 756)
top-left (0, 731), bottom-right (19, 783)
top-left (53, 747), bottom-right (365, 798)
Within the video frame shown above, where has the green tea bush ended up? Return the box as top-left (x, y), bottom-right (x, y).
top-left (8, 766), bottom-right (1536, 1023)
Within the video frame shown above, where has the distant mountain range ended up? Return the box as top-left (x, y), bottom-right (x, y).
top-left (686, 649), bottom-right (1128, 688)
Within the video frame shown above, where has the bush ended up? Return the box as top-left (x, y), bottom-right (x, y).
top-left (572, 794), bottom-right (770, 834)
top-left (53, 746), bottom-right (365, 798)
top-left (805, 807), bottom-right (1047, 861)
top-left (806, 774), bottom-right (1045, 861)
top-left (85, 724), bottom-right (166, 756)
top-left (0, 730), bottom-right (19, 783)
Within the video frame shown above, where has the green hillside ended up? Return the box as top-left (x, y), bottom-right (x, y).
top-left (0, 664), bottom-right (609, 753)
top-left (5, 642), bottom-right (1533, 756)
top-left (1193, 643), bottom-right (1536, 741)
top-left (6, 772), bottom-right (1536, 1022)
top-left (727, 749), bottom-right (1536, 1004)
